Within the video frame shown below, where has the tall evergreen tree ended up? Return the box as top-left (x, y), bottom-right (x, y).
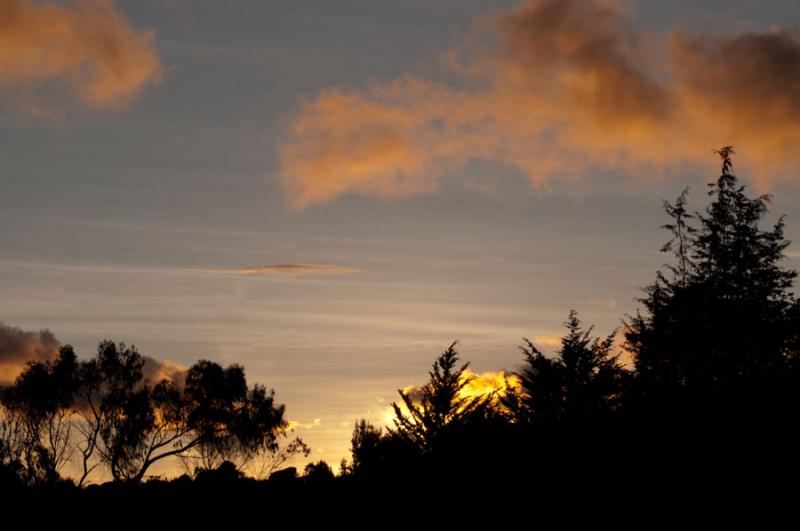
top-left (625, 147), bottom-right (798, 404)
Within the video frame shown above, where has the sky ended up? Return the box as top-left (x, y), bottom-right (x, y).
top-left (3, 0), bottom-right (800, 477)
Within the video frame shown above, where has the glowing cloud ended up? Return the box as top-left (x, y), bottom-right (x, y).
top-left (279, 0), bottom-right (800, 207)
top-left (0, 0), bottom-right (162, 112)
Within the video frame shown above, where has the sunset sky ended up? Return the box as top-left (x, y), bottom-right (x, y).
top-left (3, 0), bottom-right (800, 476)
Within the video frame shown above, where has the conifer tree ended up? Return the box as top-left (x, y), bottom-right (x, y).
top-left (625, 147), bottom-right (797, 399)
top-left (388, 342), bottom-right (488, 452)
top-left (507, 311), bottom-right (624, 425)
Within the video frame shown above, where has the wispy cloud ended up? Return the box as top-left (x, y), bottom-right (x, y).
top-left (286, 417), bottom-right (322, 431)
top-left (280, 0), bottom-right (800, 207)
top-left (185, 264), bottom-right (363, 276)
top-left (0, 0), bottom-right (162, 113)
top-left (0, 260), bottom-right (362, 277)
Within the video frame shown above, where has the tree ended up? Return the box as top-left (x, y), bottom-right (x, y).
top-left (349, 419), bottom-right (383, 474)
top-left (388, 341), bottom-right (490, 453)
top-left (180, 360), bottom-right (287, 474)
top-left (239, 435), bottom-right (310, 480)
top-left (660, 186), bottom-right (696, 285)
top-left (91, 340), bottom-right (156, 483)
top-left (303, 460), bottom-right (334, 481)
top-left (625, 147), bottom-right (798, 402)
top-left (73, 355), bottom-right (104, 487)
top-left (85, 341), bottom-right (289, 483)
top-left (505, 311), bottom-right (625, 425)
top-left (0, 346), bottom-right (78, 484)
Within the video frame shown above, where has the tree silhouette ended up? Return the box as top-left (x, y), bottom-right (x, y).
top-left (180, 360), bottom-right (287, 474)
top-left (505, 311), bottom-right (625, 425)
top-left (91, 340), bottom-right (156, 482)
top-left (183, 388), bottom-right (310, 481)
top-left (625, 147), bottom-right (797, 403)
top-left (349, 419), bottom-right (383, 474)
top-left (388, 341), bottom-right (489, 453)
top-left (82, 342), bottom-right (289, 483)
top-left (0, 346), bottom-right (78, 484)
top-left (660, 187), bottom-right (696, 285)
top-left (244, 435), bottom-right (311, 480)
top-left (303, 460), bottom-right (334, 481)
top-left (0, 339), bottom-right (297, 486)
top-left (347, 419), bottom-right (419, 479)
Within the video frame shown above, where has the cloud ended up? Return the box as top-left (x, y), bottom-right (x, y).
top-left (279, 0), bottom-right (800, 207)
top-left (0, 322), bottom-right (60, 386)
top-left (286, 417), bottom-right (322, 431)
top-left (0, 0), bottom-right (162, 113)
top-left (670, 29), bottom-right (800, 181)
top-left (185, 264), bottom-right (363, 276)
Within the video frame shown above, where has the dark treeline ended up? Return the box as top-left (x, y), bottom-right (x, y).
top-left (2, 148), bottom-right (800, 516)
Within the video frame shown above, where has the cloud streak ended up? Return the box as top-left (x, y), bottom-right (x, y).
top-left (186, 264), bottom-right (363, 276)
top-left (0, 0), bottom-right (162, 113)
top-left (279, 0), bottom-right (800, 207)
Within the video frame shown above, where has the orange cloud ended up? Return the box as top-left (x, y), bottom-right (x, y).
top-left (670, 30), bottom-right (800, 183)
top-left (0, 0), bottom-right (162, 112)
top-left (279, 0), bottom-right (800, 207)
